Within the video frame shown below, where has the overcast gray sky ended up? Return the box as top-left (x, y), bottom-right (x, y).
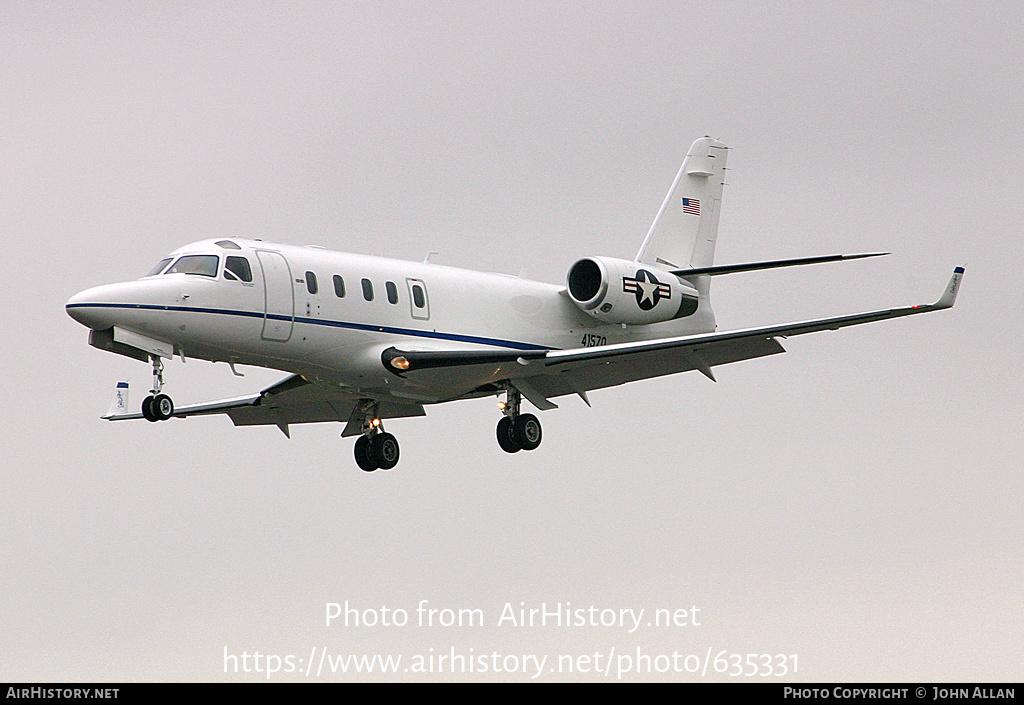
top-left (2, 1), bottom-right (1021, 681)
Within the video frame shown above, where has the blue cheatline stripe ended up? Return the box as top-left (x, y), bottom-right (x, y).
top-left (65, 302), bottom-right (553, 352)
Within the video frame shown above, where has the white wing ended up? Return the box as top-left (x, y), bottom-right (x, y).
top-left (382, 267), bottom-right (964, 406)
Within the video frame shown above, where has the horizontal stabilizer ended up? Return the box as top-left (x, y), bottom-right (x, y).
top-left (670, 252), bottom-right (888, 278)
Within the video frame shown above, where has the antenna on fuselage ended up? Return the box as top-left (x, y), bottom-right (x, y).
top-left (424, 251), bottom-right (439, 263)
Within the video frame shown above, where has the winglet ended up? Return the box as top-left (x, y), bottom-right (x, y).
top-left (933, 266), bottom-right (965, 309)
top-left (104, 381), bottom-right (130, 418)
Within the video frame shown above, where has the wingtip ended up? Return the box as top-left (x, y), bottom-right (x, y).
top-left (934, 266), bottom-right (965, 309)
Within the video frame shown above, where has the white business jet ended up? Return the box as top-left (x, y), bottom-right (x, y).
top-left (66, 137), bottom-right (963, 472)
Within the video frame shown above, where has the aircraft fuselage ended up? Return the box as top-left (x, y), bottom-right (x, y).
top-left (67, 237), bottom-right (717, 404)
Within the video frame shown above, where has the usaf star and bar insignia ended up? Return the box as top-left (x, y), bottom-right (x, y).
top-left (622, 270), bottom-right (672, 311)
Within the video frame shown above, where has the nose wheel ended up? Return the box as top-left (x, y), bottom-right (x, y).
top-left (141, 355), bottom-right (174, 422)
top-left (142, 393), bottom-right (174, 422)
top-left (496, 386), bottom-right (542, 453)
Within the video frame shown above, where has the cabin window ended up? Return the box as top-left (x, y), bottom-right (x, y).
top-left (166, 255), bottom-right (219, 277)
top-left (146, 258), bottom-right (173, 277)
top-left (224, 256), bottom-right (252, 282)
top-left (361, 278), bottom-right (374, 301)
top-left (407, 278), bottom-right (430, 320)
top-left (305, 271), bottom-right (318, 295)
top-left (386, 281), bottom-right (398, 304)
top-left (333, 275), bottom-right (346, 298)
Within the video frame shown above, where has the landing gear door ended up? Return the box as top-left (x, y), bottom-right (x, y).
top-left (257, 250), bottom-right (294, 341)
top-left (406, 278), bottom-right (430, 320)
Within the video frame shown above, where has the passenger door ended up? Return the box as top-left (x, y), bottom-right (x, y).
top-left (257, 250), bottom-right (294, 341)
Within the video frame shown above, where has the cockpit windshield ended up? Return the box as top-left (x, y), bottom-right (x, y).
top-left (146, 258), bottom-right (173, 277)
top-left (165, 254), bottom-right (220, 277)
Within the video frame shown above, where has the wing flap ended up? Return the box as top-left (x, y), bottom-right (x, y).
top-left (524, 336), bottom-right (786, 397)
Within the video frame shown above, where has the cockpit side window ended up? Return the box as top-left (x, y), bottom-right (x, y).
top-left (146, 258), bottom-right (173, 277)
top-left (166, 254), bottom-right (219, 277)
top-left (224, 256), bottom-right (253, 282)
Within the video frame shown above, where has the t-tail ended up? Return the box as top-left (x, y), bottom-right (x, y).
top-left (635, 136), bottom-right (728, 273)
top-left (634, 137), bottom-right (891, 293)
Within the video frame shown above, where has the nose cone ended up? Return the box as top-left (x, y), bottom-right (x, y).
top-left (66, 283), bottom-right (126, 329)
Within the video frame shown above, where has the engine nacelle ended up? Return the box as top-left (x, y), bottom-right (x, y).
top-left (566, 256), bottom-right (699, 325)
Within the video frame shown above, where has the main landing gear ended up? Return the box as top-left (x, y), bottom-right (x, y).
top-left (352, 402), bottom-right (400, 472)
top-left (141, 355), bottom-right (174, 422)
top-left (496, 386), bottom-right (542, 454)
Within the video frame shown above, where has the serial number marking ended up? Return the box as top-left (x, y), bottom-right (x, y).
top-left (581, 334), bottom-right (607, 347)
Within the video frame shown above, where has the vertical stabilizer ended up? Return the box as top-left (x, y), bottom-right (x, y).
top-left (636, 137), bottom-right (728, 270)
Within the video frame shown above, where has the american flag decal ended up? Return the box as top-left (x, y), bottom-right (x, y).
top-left (682, 197), bottom-right (700, 216)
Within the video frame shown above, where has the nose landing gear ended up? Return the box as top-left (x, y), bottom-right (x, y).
top-left (496, 385), bottom-right (542, 453)
top-left (141, 356), bottom-right (174, 422)
top-left (142, 393), bottom-right (174, 422)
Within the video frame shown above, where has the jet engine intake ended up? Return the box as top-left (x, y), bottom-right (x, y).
top-left (566, 256), bottom-right (699, 325)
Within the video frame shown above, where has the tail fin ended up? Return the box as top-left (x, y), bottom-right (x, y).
top-left (636, 137), bottom-right (728, 270)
